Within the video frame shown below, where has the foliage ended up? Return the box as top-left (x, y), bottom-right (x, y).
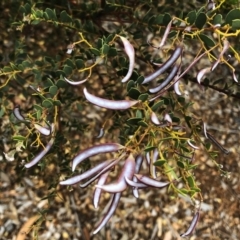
top-left (1, 0), bottom-right (240, 236)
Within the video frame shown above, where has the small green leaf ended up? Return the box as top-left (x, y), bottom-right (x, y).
top-left (34, 104), bottom-right (43, 111)
top-left (195, 12), bottom-right (207, 29)
top-left (65, 58), bottom-right (75, 68)
top-left (89, 48), bottom-right (100, 56)
top-left (102, 44), bottom-right (110, 55)
top-left (12, 135), bottom-right (26, 141)
top-left (56, 79), bottom-right (68, 88)
top-left (75, 59), bottom-right (85, 69)
top-left (151, 100), bottom-right (164, 111)
top-left (199, 34), bottom-right (215, 48)
top-left (213, 14), bottom-right (222, 25)
top-left (232, 19), bottom-right (240, 30)
top-left (225, 9), bottom-right (240, 25)
top-left (107, 47), bottom-right (117, 57)
top-left (127, 118), bottom-right (142, 125)
top-left (186, 10), bottom-right (196, 25)
top-left (49, 85), bottom-right (58, 96)
top-left (177, 160), bottom-right (185, 169)
top-left (162, 13), bottom-right (171, 25)
top-left (138, 93), bottom-right (149, 102)
top-left (154, 159), bottom-right (166, 167)
top-left (42, 99), bottom-right (53, 108)
top-left (53, 100), bottom-right (62, 106)
top-left (60, 10), bottom-right (72, 23)
top-left (186, 175), bottom-right (195, 188)
top-left (144, 146), bottom-right (156, 152)
top-left (126, 80), bottom-right (135, 92)
top-left (31, 20), bottom-right (40, 25)
top-left (24, 3), bottom-right (31, 13)
top-left (45, 8), bottom-right (57, 20)
top-left (136, 76), bottom-right (144, 84)
top-left (0, 108), bottom-right (5, 118)
top-left (63, 65), bottom-right (72, 75)
top-left (138, 121), bottom-right (148, 127)
top-left (128, 88), bottom-right (141, 100)
top-left (154, 14), bottom-right (163, 24)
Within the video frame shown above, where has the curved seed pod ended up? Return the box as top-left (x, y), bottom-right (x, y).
top-left (34, 123), bottom-right (52, 136)
top-left (211, 39), bottom-right (229, 71)
top-left (119, 36), bottom-right (135, 83)
top-left (149, 64), bottom-right (179, 93)
top-left (134, 174), bottom-right (170, 188)
top-left (206, 132), bottom-right (229, 155)
top-left (13, 106), bottom-right (27, 122)
top-left (187, 140), bottom-right (200, 150)
top-left (92, 192), bottom-right (121, 234)
top-left (151, 112), bottom-right (161, 125)
top-left (60, 159), bottom-right (115, 185)
top-left (151, 148), bottom-right (159, 179)
top-left (145, 152), bottom-right (150, 165)
top-left (196, 67), bottom-right (211, 84)
top-left (72, 143), bottom-right (124, 171)
top-left (132, 154), bottom-right (144, 198)
top-left (93, 171), bottom-right (110, 209)
top-left (173, 79), bottom-right (181, 95)
top-left (95, 154), bottom-right (135, 193)
top-left (95, 127), bottom-right (104, 139)
top-left (142, 46), bottom-right (183, 84)
top-left (125, 176), bottom-right (147, 188)
top-left (25, 138), bottom-right (54, 168)
top-left (180, 211), bottom-right (200, 237)
top-left (232, 70), bottom-right (238, 83)
top-left (164, 113), bottom-right (172, 124)
top-left (159, 20), bottom-right (173, 49)
top-left (64, 77), bottom-right (88, 85)
top-left (203, 122), bottom-right (208, 139)
top-left (80, 158), bottom-right (121, 188)
top-left (83, 88), bottom-right (138, 110)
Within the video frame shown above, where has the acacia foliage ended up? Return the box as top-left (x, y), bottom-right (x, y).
top-left (1, 0), bottom-right (240, 235)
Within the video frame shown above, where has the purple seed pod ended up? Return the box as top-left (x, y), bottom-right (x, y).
top-left (93, 171), bottom-right (110, 209)
top-left (79, 158), bottom-right (121, 188)
top-left (72, 143), bottom-right (124, 171)
top-left (95, 154), bottom-right (135, 193)
top-left (25, 138), bottom-right (54, 168)
top-left (119, 36), bottom-right (135, 83)
top-left (83, 88), bottom-right (138, 110)
top-left (151, 148), bottom-right (159, 179)
top-left (149, 63), bottom-right (179, 93)
top-left (173, 78), bottom-right (181, 95)
top-left (203, 122), bottom-right (208, 139)
top-left (164, 113), bottom-right (172, 124)
top-left (13, 106), bottom-right (27, 122)
top-left (211, 39), bottom-right (229, 71)
top-left (34, 123), bottom-right (53, 136)
top-left (142, 46), bottom-right (183, 84)
top-left (125, 176), bottom-right (148, 188)
top-left (187, 140), bottom-right (200, 150)
top-left (232, 70), bottom-right (238, 83)
top-left (92, 192), bottom-right (121, 234)
top-left (206, 132), bottom-right (229, 155)
top-left (158, 20), bottom-right (173, 49)
top-left (151, 112), bottom-right (161, 125)
top-left (196, 67), bottom-right (211, 84)
top-left (95, 128), bottom-right (104, 139)
top-left (60, 159), bottom-right (115, 185)
top-left (180, 211), bottom-right (200, 237)
top-left (64, 77), bottom-right (88, 85)
top-left (132, 154), bottom-right (144, 198)
top-left (145, 152), bottom-right (150, 165)
top-left (134, 174), bottom-right (170, 188)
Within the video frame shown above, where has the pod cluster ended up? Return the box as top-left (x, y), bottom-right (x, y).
top-left (59, 143), bottom-right (171, 234)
